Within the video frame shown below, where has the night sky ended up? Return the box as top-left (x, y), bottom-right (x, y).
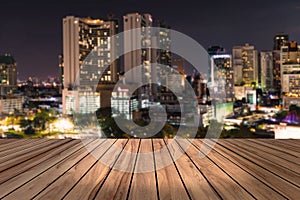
top-left (0, 0), bottom-right (299, 80)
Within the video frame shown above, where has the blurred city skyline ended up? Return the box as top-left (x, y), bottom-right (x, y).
top-left (0, 0), bottom-right (300, 79)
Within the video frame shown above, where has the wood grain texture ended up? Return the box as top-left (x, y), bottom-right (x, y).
top-left (261, 139), bottom-right (300, 153)
top-left (0, 139), bottom-right (299, 200)
top-left (181, 139), bottom-right (256, 200)
top-left (0, 139), bottom-right (31, 151)
top-left (93, 139), bottom-right (139, 200)
top-left (0, 139), bottom-right (66, 172)
top-left (191, 139), bottom-right (285, 200)
top-left (246, 139), bottom-right (300, 159)
top-left (205, 139), bottom-right (300, 199)
top-left (0, 139), bottom-right (48, 157)
top-left (1, 139), bottom-right (101, 199)
top-left (128, 139), bottom-right (158, 200)
top-left (220, 140), bottom-right (300, 185)
top-left (233, 139), bottom-right (300, 168)
top-left (0, 139), bottom-right (80, 185)
top-left (34, 139), bottom-right (114, 199)
top-left (153, 139), bottom-right (190, 200)
top-left (63, 139), bottom-right (126, 200)
top-left (165, 139), bottom-right (220, 200)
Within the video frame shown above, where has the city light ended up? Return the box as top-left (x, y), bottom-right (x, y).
top-left (52, 118), bottom-right (74, 132)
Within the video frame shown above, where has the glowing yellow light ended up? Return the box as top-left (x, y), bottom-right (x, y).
top-left (53, 118), bottom-right (74, 132)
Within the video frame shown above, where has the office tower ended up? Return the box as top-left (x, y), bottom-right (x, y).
top-left (123, 13), bottom-right (153, 85)
top-left (152, 20), bottom-right (172, 100)
top-left (156, 20), bottom-right (171, 68)
top-left (281, 41), bottom-right (300, 108)
top-left (273, 33), bottom-right (289, 91)
top-left (281, 41), bottom-right (300, 94)
top-left (0, 96), bottom-right (23, 115)
top-left (0, 54), bottom-right (17, 95)
top-left (232, 47), bottom-right (243, 85)
top-left (111, 86), bottom-right (138, 120)
top-left (208, 46), bottom-right (234, 102)
top-left (232, 43), bottom-right (258, 86)
top-left (260, 51), bottom-right (273, 90)
top-left (192, 72), bottom-right (207, 100)
top-left (274, 33), bottom-right (289, 51)
top-left (123, 12), bottom-right (158, 107)
top-left (62, 16), bottom-right (119, 114)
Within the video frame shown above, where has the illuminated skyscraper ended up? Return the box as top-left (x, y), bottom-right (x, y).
top-left (156, 20), bottom-right (171, 68)
top-left (232, 44), bottom-right (258, 86)
top-left (273, 33), bottom-right (289, 91)
top-left (281, 41), bottom-right (300, 108)
top-left (62, 16), bottom-right (119, 114)
top-left (0, 54), bottom-right (17, 95)
top-left (281, 41), bottom-right (300, 94)
top-left (273, 33), bottom-right (289, 51)
top-left (260, 51), bottom-right (273, 90)
top-left (123, 13), bottom-right (153, 84)
top-left (208, 46), bottom-right (234, 102)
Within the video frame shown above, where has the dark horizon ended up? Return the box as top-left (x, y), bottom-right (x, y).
top-left (0, 0), bottom-right (300, 80)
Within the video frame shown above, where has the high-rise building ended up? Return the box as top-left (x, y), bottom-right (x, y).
top-left (273, 33), bottom-right (289, 91)
top-left (192, 72), bottom-right (207, 100)
top-left (280, 41), bottom-right (300, 108)
top-left (151, 20), bottom-right (172, 101)
top-left (123, 13), bottom-right (153, 85)
top-left (62, 16), bottom-right (119, 114)
top-left (232, 47), bottom-right (243, 85)
top-left (123, 12), bottom-right (162, 106)
top-left (0, 54), bottom-right (17, 95)
top-left (273, 33), bottom-right (289, 51)
top-left (281, 41), bottom-right (300, 94)
top-left (232, 44), bottom-right (258, 86)
top-left (156, 20), bottom-right (171, 68)
top-left (260, 51), bottom-right (273, 90)
top-left (111, 86), bottom-right (138, 120)
top-left (0, 95), bottom-right (23, 115)
top-left (208, 46), bottom-right (234, 102)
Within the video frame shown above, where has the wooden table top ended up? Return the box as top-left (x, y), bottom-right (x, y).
top-left (0, 139), bottom-right (299, 200)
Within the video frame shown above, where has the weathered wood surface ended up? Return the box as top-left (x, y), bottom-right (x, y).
top-left (0, 139), bottom-right (299, 200)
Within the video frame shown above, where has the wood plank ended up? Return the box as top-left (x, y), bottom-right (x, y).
top-left (0, 139), bottom-right (81, 185)
top-left (260, 139), bottom-right (300, 153)
top-left (0, 138), bottom-right (51, 158)
top-left (0, 139), bottom-right (298, 200)
top-left (153, 139), bottom-right (190, 200)
top-left (276, 139), bottom-right (300, 147)
top-left (0, 139), bottom-right (66, 172)
top-left (93, 139), bottom-right (139, 200)
top-left (182, 139), bottom-right (257, 199)
top-left (191, 139), bottom-right (286, 200)
top-left (0, 139), bottom-right (32, 152)
top-left (202, 139), bottom-right (300, 199)
top-left (166, 139), bottom-right (225, 200)
top-left (0, 139), bottom-right (54, 163)
top-left (247, 139), bottom-right (300, 158)
top-left (220, 140), bottom-right (300, 183)
top-left (127, 139), bottom-right (158, 200)
top-left (0, 139), bottom-right (20, 145)
top-left (238, 139), bottom-right (300, 166)
top-left (33, 139), bottom-right (120, 199)
top-left (0, 139), bottom-right (100, 199)
top-left (62, 139), bottom-right (129, 200)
